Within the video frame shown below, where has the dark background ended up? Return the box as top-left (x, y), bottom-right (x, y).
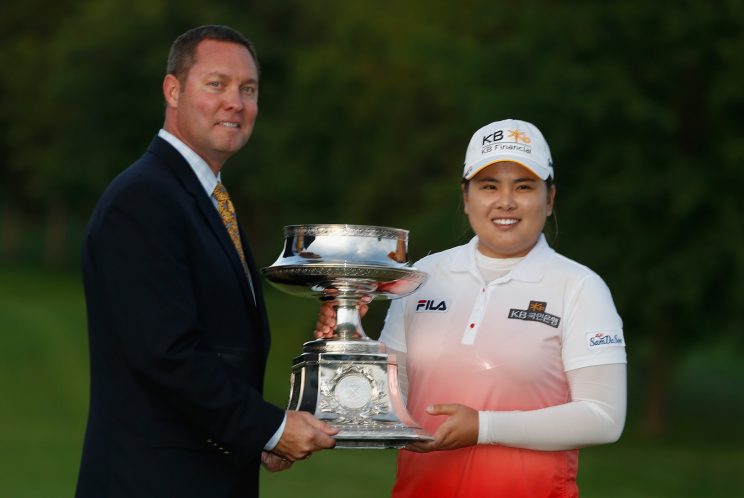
top-left (1, 1), bottom-right (742, 496)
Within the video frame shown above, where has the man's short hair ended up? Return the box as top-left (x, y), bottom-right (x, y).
top-left (166, 25), bottom-right (259, 83)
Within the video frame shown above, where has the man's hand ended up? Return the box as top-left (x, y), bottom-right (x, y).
top-left (405, 404), bottom-right (479, 453)
top-left (272, 411), bottom-right (338, 462)
top-left (260, 451), bottom-right (293, 472)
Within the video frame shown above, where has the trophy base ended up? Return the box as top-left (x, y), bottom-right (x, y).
top-left (287, 339), bottom-right (432, 449)
top-left (334, 426), bottom-right (431, 449)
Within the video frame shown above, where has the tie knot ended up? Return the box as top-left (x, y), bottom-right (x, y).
top-left (213, 181), bottom-right (230, 202)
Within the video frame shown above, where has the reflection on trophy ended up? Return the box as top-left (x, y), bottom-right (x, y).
top-left (261, 224), bottom-right (432, 448)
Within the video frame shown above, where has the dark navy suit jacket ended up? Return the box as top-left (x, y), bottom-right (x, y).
top-left (76, 136), bottom-right (284, 497)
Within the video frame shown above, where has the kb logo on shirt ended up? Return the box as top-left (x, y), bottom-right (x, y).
top-left (508, 300), bottom-right (560, 328)
top-left (416, 299), bottom-right (448, 312)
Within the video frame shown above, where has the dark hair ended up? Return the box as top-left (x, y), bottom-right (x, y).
top-left (166, 25), bottom-right (259, 84)
top-left (543, 176), bottom-right (559, 245)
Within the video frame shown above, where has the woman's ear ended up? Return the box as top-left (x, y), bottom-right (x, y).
top-left (546, 184), bottom-right (557, 216)
top-left (461, 183), bottom-right (470, 215)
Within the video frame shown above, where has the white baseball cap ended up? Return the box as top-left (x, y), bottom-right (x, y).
top-left (463, 119), bottom-right (554, 180)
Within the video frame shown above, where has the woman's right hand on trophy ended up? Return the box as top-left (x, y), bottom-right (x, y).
top-left (314, 301), bottom-right (369, 339)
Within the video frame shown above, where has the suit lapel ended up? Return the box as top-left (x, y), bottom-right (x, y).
top-left (146, 137), bottom-right (260, 317)
top-left (237, 224), bottom-right (272, 354)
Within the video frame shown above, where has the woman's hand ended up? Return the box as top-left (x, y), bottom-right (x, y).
top-left (405, 404), bottom-right (479, 453)
top-left (313, 303), bottom-right (337, 339)
top-left (313, 301), bottom-right (369, 339)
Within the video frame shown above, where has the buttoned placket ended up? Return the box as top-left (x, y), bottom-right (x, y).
top-left (461, 272), bottom-right (509, 345)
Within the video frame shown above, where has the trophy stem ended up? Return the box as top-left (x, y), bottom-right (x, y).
top-left (334, 300), bottom-right (367, 340)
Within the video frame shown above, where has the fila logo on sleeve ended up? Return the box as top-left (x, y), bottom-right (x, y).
top-left (416, 299), bottom-right (448, 312)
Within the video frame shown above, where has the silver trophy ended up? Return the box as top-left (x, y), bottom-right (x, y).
top-left (261, 224), bottom-right (432, 448)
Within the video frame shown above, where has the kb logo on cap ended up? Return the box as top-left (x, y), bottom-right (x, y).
top-left (481, 130), bottom-right (504, 146)
top-left (507, 130), bottom-right (531, 144)
top-left (481, 129), bottom-right (532, 147)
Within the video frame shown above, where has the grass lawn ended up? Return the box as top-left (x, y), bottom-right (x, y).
top-left (1, 266), bottom-right (742, 497)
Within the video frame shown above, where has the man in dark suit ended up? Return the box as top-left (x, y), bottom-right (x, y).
top-left (76, 25), bottom-right (337, 498)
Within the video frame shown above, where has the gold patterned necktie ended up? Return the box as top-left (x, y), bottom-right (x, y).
top-left (212, 182), bottom-right (256, 302)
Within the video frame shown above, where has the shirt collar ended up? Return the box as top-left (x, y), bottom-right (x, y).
top-left (451, 234), bottom-right (553, 283)
top-left (158, 129), bottom-right (221, 198)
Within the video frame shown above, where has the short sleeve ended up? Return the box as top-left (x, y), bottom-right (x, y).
top-left (562, 273), bottom-right (626, 371)
top-left (379, 298), bottom-right (407, 352)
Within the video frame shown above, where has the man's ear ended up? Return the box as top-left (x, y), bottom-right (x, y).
top-left (163, 74), bottom-right (181, 108)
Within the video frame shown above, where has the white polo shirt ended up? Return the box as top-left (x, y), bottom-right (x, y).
top-left (380, 234), bottom-right (625, 497)
top-left (381, 234), bottom-right (625, 376)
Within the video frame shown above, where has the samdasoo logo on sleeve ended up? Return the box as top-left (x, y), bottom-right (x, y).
top-left (586, 332), bottom-right (625, 349)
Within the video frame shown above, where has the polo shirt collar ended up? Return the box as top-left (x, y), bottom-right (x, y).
top-left (451, 234), bottom-right (553, 283)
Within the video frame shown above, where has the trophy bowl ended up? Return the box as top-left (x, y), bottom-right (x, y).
top-left (262, 224), bottom-right (428, 340)
top-left (261, 224), bottom-right (432, 448)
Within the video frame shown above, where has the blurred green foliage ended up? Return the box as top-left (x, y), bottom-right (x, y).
top-left (1, 0), bottom-right (743, 492)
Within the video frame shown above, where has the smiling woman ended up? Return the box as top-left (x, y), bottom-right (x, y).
top-left (462, 161), bottom-right (555, 259)
top-left (315, 118), bottom-right (628, 498)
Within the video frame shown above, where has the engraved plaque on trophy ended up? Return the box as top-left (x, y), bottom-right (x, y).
top-left (261, 224), bottom-right (432, 448)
